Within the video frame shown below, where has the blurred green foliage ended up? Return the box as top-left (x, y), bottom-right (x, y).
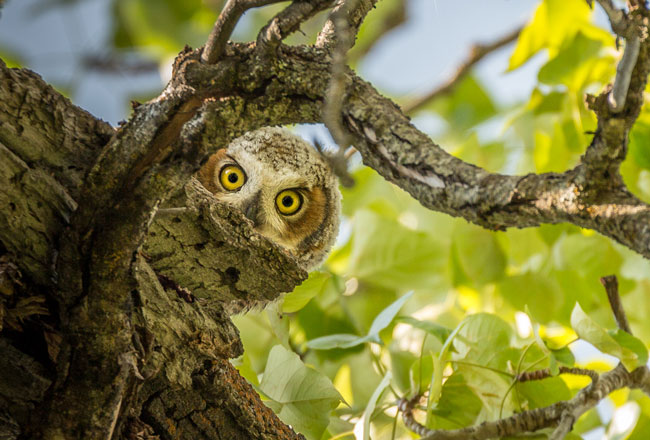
top-left (235, 0), bottom-right (650, 438)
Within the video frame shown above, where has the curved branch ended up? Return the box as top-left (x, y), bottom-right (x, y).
top-left (176, 39), bottom-right (650, 261)
top-left (202, 0), bottom-right (286, 64)
top-left (609, 34), bottom-right (640, 112)
top-left (256, 0), bottom-right (335, 53)
top-left (315, 0), bottom-right (379, 49)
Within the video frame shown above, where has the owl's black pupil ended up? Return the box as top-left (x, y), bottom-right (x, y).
top-left (282, 196), bottom-right (293, 207)
top-left (228, 173), bottom-right (238, 183)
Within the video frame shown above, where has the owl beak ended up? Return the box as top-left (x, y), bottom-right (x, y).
top-left (243, 192), bottom-right (260, 226)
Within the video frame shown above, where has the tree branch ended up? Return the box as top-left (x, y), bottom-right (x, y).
top-left (167, 39), bottom-right (650, 262)
top-left (609, 34), bottom-right (641, 112)
top-left (315, 0), bottom-right (378, 49)
top-left (256, 0), bottom-right (335, 53)
top-left (322, 0), bottom-right (358, 149)
top-left (402, 26), bottom-right (522, 114)
top-left (596, 0), bottom-right (629, 35)
top-left (601, 275), bottom-right (632, 333)
top-left (594, 0), bottom-right (644, 113)
top-left (202, 0), bottom-right (287, 64)
top-left (516, 366), bottom-right (599, 384)
top-left (404, 363), bottom-right (633, 440)
top-left (392, 271), bottom-right (650, 439)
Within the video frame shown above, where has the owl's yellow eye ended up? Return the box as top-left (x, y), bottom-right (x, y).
top-left (276, 189), bottom-right (303, 215)
top-left (219, 165), bottom-right (246, 191)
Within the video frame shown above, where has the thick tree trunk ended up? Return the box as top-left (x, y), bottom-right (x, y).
top-left (0, 57), bottom-right (306, 439)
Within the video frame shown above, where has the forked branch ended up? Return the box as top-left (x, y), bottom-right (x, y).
top-left (202, 0), bottom-right (286, 64)
top-left (256, 0), bottom-right (335, 52)
top-left (315, 0), bottom-right (379, 49)
top-left (594, 0), bottom-right (643, 112)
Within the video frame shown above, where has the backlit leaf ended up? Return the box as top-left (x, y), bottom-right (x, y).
top-left (260, 346), bottom-right (342, 439)
top-left (570, 303), bottom-right (646, 370)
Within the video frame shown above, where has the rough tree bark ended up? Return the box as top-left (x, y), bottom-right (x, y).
top-left (1, 0), bottom-right (650, 439)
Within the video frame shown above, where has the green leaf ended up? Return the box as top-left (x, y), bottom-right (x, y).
top-left (508, 0), bottom-right (596, 70)
top-left (452, 223), bottom-right (507, 285)
top-left (389, 349), bottom-right (417, 394)
top-left (231, 352), bottom-right (259, 386)
top-left (538, 32), bottom-right (603, 88)
top-left (283, 271), bottom-right (332, 313)
top-left (426, 75), bottom-right (497, 130)
top-left (367, 291), bottom-right (414, 340)
top-left (426, 353), bottom-right (444, 425)
top-left (498, 273), bottom-right (562, 323)
top-left (339, 167), bottom-right (405, 218)
top-left (306, 291), bottom-right (413, 349)
top-left (409, 354), bottom-right (433, 395)
top-left (266, 302), bottom-right (289, 348)
top-left (570, 303), bottom-right (646, 370)
top-left (629, 118), bottom-right (650, 170)
top-left (452, 314), bottom-right (514, 367)
top-left (396, 316), bottom-right (452, 343)
top-left (362, 371), bottom-right (392, 440)
top-left (517, 376), bottom-right (572, 409)
top-left (426, 373), bottom-right (483, 429)
top-left (553, 233), bottom-right (623, 279)
top-left (572, 408), bottom-right (603, 435)
top-left (348, 211), bottom-right (446, 291)
top-left (629, 394), bottom-right (650, 439)
top-left (306, 333), bottom-right (369, 350)
top-left (527, 89), bottom-right (566, 115)
top-left (260, 345), bottom-right (342, 440)
top-left (533, 128), bottom-right (571, 173)
top-left (550, 345), bottom-right (576, 367)
top-left (609, 329), bottom-right (649, 365)
top-left (112, 0), bottom-right (219, 58)
top-left (453, 133), bottom-right (506, 172)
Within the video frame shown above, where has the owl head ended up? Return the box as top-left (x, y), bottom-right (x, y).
top-left (197, 127), bottom-right (341, 270)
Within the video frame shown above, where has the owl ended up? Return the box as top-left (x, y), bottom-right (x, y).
top-left (197, 127), bottom-right (341, 270)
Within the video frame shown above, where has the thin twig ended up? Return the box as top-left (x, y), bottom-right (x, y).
top-left (397, 396), bottom-right (430, 437)
top-left (594, 0), bottom-right (641, 113)
top-left (549, 411), bottom-right (574, 440)
top-left (256, 0), bottom-right (335, 53)
top-left (399, 362), bottom-right (633, 439)
top-left (601, 275), bottom-right (630, 331)
top-left (322, 0), bottom-right (357, 150)
top-left (517, 366), bottom-right (599, 384)
top-left (608, 34), bottom-right (640, 113)
top-left (202, 0), bottom-right (285, 64)
top-left (631, 367), bottom-right (650, 397)
top-left (314, 140), bottom-right (355, 187)
top-left (595, 0), bottom-right (628, 35)
top-left (601, 275), bottom-right (632, 333)
top-left (402, 26), bottom-right (521, 114)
